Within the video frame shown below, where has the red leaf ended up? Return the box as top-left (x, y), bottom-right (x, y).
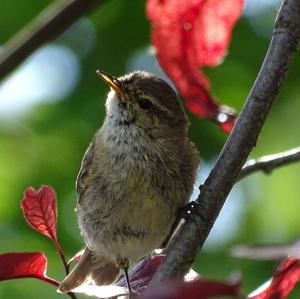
top-left (138, 278), bottom-right (240, 299)
top-left (21, 186), bottom-right (57, 241)
top-left (146, 0), bottom-right (244, 132)
top-left (249, 258), bottom-right (300, 299)
top-left (116, 256), bottom-right (239, 298)
top-left (0, 252), bottom-right (59, 287)
top-left (73, 255), bottom-right (239, 298)
top-left (116, 255), bottom-right (165, 293)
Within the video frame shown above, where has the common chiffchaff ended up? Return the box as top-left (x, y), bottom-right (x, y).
top-left (59, 70), bottom-right (199, 293)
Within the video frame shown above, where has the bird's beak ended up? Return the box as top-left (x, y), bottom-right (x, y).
top-left (96, 70), bottom-right (129, 102)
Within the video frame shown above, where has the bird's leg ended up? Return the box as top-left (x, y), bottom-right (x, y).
top-left (118, 257), bottom-right (133, 295)
top-left (124, 266), bottom-right (131, 294)
top-left (160, 200), bottom-right (200, 249)
top-left (182, 200), bottom-right (200, 218)
top-left (160, 212), bottom-right (182, 249)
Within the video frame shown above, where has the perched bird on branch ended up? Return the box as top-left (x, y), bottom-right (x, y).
top-left (59, 70), bottom-right (199, 293)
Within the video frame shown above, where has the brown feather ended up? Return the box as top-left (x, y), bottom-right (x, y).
top-left (58, 248), bottom-right (119, 293)
top-left (76, 138), bottom-right (96, 206)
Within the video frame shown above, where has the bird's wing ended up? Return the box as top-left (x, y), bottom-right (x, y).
top-left (76, 138), bottom-right (96, 206)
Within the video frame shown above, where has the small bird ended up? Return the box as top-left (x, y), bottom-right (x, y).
top-left (59, 70), bottom-right (199, 293)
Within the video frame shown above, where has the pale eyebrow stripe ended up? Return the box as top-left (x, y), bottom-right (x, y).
top-left (136, 90), bottom-right (174, 117)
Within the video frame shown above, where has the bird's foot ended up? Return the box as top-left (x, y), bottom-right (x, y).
top-left (180, 200), bottom-right (200, 220)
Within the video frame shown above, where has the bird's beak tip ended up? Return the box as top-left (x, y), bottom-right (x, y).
top-left (96, 69), bottom-right (129, 102)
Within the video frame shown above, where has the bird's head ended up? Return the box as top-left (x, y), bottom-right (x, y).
top-left (97, 70), bottom-right (189, 138)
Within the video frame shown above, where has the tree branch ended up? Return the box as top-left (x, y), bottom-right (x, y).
top-left (152, 0), bottom-right (300, 282)
top-left (0, 0), bottom-right (105, 81)
top-left (238, 147), bottom-right (300, 181)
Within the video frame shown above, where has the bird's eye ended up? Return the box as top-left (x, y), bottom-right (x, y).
top-left (138, 98), bottom-right (152, 110)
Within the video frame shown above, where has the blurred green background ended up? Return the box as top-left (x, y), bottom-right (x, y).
top-left (1, 0), bottom-right (300, 298)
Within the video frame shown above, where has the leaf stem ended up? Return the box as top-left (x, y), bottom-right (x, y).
top-left (53, 239), bottom-right (70, 275)
top-left (53, 240), bottom-right (78, 298)
top-left (37, 276), bottom-right (60, 287)
top-left (38, 276), bottom-right (77, 299)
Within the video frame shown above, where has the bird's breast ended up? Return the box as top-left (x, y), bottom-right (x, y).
top-left (77, 124), bottom-right (195, 261)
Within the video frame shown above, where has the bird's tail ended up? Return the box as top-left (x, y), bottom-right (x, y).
top-left (58, 248), bottom-right (120, 293)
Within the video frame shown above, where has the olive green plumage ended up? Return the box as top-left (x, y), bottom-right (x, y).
top-left (59, 71), bottom-right (199, 293)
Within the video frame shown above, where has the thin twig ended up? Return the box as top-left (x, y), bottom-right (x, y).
top-left (53, 242), bottom-right (77, 299)
top-left (152, 0), bottom-right (300, 283)
top-left (0, 0), bottom-right (105, 81)
top-left (54, 240), bottom-right (70, 275)
top-left (53, 240), bottom-right (77, 299)
top-left (238, 147), bottom-right (300, 181)
top-left (67, 291), bottom-right (77, 299)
